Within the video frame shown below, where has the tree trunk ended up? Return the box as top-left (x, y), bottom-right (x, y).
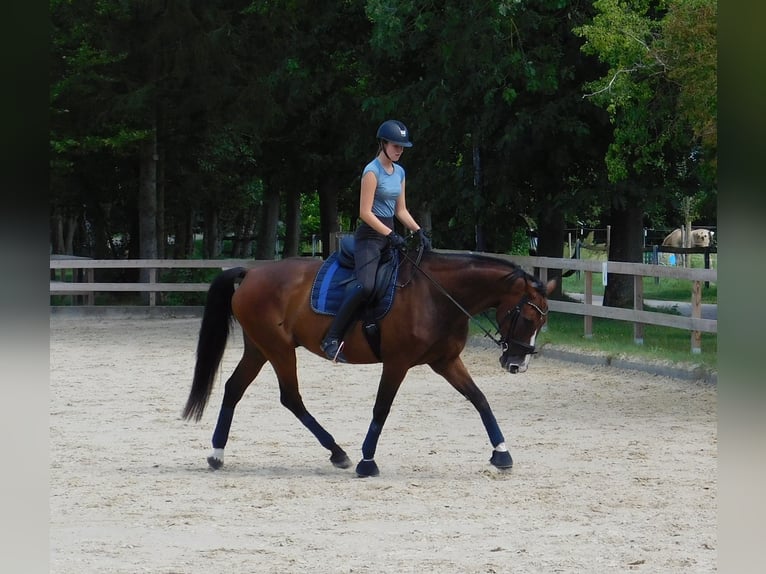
top-left (473, 141), bottom-right (486, 251)
top-left (318, 176), bottom-right (340, 259)
top-left (51, 213), bottom-right (65, 254)
top-left (536, 207), bottom-right (566, 299)
top-left (418, 207), bottom-right (432, 232)
top-left (231, 211), bottom-right (245, 258)
top-left (138, 131), bottom-right (158, 303)
top-left (242, 206), bottom-right (256, 257)
top-left (283, 188), bottom-right (301, 257)
top-left (92, 203), bottom-right (112, 259)
top-left (230, 205), bottom-right (256, 258)
top-left (63, 215), bottom-right (77, 255)
top-left (156, 145), bottom-right (165, 259)
top-left (254, 184), bottom-right (280, 260)
top-left (172, 208), bottom-right (195, 259)
top-left (203, 205), bottom-right (221, 258)
top-left (603, 203), bottom-right (644, 308)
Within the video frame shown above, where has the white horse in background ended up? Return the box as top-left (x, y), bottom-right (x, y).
top-left (662, 228), bottom-right (714, 248)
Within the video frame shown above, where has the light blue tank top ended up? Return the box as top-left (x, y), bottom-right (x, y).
top-left (362, 158), bottom-right (405, 218)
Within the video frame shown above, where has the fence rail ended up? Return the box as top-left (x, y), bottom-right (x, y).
top-left (49, 256), bottom-right (284, 305)
top-left (50, 251), bottom-right (717, 354)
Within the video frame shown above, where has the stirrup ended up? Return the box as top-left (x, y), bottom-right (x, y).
top-left (321, 338), bottom-right (348, 363)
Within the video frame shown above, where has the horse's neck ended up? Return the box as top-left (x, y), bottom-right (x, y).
top-left (423, 255), bottom-right (519, 315)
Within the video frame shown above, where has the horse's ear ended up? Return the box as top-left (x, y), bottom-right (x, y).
top-left (546, 279), bottom-right (557, 296)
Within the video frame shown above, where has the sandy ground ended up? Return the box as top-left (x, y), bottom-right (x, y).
top-left (50, 316), bottom-right (717, 573)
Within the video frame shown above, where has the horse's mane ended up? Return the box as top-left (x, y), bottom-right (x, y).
top-left (422, 250), bottom-right (547, 296)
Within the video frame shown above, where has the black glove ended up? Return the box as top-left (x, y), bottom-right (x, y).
top-left (417, 228), bottom-right (432, 251)
top-left (387, 231), bottom-right (407, 251)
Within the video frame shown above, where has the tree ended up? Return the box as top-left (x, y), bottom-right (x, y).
top-left (50, 0), bottom-right (148, 256)
top-left (658, 0), bottom-right (716, 176)
top-left (362, 0), bottom-right (613, 266)
top-left (498, 1), bottom-right (613, 297)
top-left (51, 0), bottom-right (250, 262)
top-left (362, 0), bottom-right (536, 249)
top-left (575, 0), bottom-right (716, 307)
top-left (655, 0), bottom-right (717, 228)
top-left (50, 0), bottom-right (716, 274)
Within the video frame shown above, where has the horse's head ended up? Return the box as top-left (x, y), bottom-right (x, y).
top-left (497, 275), bottom-right (556, 374)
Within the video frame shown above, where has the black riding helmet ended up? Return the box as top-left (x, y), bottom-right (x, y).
top-left (376, 120), bottom-right (413, 148)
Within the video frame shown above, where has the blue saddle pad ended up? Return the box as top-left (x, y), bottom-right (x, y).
top-left (310, 252), bottom-right (398, 320)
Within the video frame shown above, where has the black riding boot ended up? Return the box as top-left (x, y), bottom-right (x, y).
top-left (321, 281), bottom-right (366, 363)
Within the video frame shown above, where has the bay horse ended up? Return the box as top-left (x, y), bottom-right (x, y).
top-left (182, 248), bottom-right (555, 477)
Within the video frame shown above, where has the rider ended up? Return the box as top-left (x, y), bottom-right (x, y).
top-left (320, 119), bottom-right (432, 362)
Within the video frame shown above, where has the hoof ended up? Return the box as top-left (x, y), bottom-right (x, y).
top-left (355, 458), bottom-right (380, 477)
top-left (489, 450), bottom-right (513, 469)
top-left (330, 449), bottom-right (352, 469)
top-left (207, 456), bottom-right (223, 470)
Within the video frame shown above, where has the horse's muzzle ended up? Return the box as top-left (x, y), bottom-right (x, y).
top-left (500, 353), bottom-right (530, 374)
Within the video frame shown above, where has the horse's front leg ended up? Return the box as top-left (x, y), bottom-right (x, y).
top-left (356, 364), bottom-right (409, 477)
top-left (430, 356), bottom-right (513, 469)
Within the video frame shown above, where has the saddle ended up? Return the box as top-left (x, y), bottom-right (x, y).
top-left (310, 236), bottom-right (399, 359)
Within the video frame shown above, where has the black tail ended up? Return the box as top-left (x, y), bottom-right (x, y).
top-left (182, 267), bottom-right (248, 422)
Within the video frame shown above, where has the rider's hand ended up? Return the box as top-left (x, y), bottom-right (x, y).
top-left (417, 228), bottom-right (432, 251)
top-left (387, 231), bottom-right (407, 251)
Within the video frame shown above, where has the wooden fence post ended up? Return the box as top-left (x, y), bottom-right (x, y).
top-left (584, 270), bottom-right (593, 338)
top-left (86, 268), bottom-right (94, 305)
top-left (633, 275), bottom-right (644, 345)
top-left (691, 280), bottom-right (702, 354)
top-left (149, 268), bottom-right (157, 306)
top-left (537, 267), bottom-right (549, 332)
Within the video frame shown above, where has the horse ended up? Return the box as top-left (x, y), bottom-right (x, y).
top-left (182, 247), bottom-right (556, 477)
top-left (662, 228), bottom-right (714, 248)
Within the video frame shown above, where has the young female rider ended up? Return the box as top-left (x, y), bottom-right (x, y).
top-left (320, 119), bottom-right (432, 362)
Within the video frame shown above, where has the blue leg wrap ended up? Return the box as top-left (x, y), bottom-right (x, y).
top-left (299, 413), bottom-right (336, 450)
top-left (362, 420), bottom-right (383, 460)
top-left (212, 406), bottom-right (235, 449)
top-left (479, 408), bottom-right (505, 447)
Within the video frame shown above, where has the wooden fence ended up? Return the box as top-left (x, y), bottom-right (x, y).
top-left (50, 251), bottom-right (717, 354)
top-left (49, 255), bottom-right (282, 306)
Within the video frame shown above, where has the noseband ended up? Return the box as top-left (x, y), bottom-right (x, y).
top-left (498, 296), bottom-right (548, 356)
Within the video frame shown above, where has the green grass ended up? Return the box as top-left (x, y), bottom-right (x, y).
top-left (546, 251), bottom-right (718, 370)
top-left (539, 313), bottom-right (716, 369)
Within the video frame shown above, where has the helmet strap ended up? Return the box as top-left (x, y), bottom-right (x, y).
top-left (380, 140), bottom-right (394, 163)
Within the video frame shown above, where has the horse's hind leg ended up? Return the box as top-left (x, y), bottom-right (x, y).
top-left (355, 363), bottom-right (409, 477)
top-left (271, 353), bottom-right (351, 469)
top-left (207, 337), bottom-right (266, 469)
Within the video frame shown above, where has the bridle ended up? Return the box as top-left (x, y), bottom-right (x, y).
top-left (399, 248), bottom-right (548, 353)
top-left (496, 296), bottom-right (548, 356)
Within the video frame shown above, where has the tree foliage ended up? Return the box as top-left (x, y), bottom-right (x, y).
top-left (658, 0), bottom-right (717, 173)
top-left (50, 0), bottom-right (717, 269)
top-left (574, 0), bottom-right (716, 307)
